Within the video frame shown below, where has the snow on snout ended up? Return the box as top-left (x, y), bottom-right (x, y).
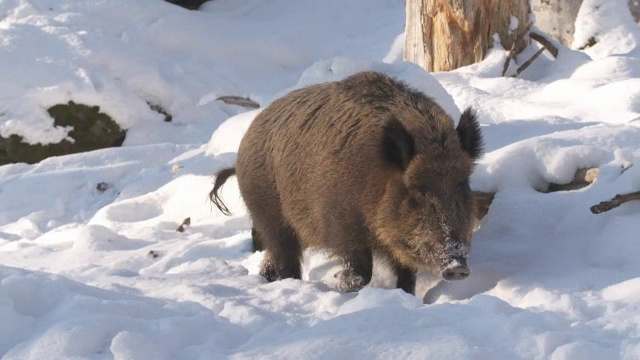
top-left (443, 240), bottom-right (469, 259)
top-left (443, 258), bottom-right (466, 271)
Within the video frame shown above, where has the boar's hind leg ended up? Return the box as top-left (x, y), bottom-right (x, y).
top-left (394, 264), bottom-right (417, 295)
top-left (334, 248), bottom-right (373, 292)
top-left (255, 223), bottom-right (302, 282)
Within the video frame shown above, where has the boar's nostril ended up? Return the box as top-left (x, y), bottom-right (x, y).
top-left (441, 264), bottom-right (470, 281)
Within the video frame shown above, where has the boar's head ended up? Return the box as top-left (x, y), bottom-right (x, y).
top-left (375, 107), bottom-right (483, 280)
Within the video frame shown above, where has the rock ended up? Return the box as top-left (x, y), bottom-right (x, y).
top-left (0, 101), bottom-right (126, 165)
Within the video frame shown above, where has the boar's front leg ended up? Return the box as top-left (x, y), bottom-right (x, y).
top-left (394, 263), bottom-right (417, 295)
top-left (334, 248), bottom-right (373, 292)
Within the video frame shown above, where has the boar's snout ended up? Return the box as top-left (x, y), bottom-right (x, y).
top-left (441, 258), bottom-right (470, 281)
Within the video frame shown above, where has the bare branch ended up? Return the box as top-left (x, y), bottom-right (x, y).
top-left (512, 47), bottom-right (546, 77)
top-left (591, 191), bottom-right (640, 214)
top-left (502, 21), bottom-right (534, 77)
top-left (216, 96), bottom-right (260, 109)
top-left (508, 29), bottom-right (560, 78)
top-left (530, 31), bottom-right (559, 58)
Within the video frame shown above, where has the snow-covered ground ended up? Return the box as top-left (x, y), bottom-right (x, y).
top-left (1, 0), bottom-right (640, 358)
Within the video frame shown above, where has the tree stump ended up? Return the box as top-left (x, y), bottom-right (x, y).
top-left (404, 0), bottom-right (532, 72)
top-left (631, 0), bottom-right (640, 22)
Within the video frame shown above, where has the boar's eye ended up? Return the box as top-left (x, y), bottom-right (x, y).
top-left (415, 187), bottom-right (431, 197)
top-left (413, 189), bottom-right (440, 210)
top-left (415, 182), bottom-right (434, 193)
top-left (408, 188), bottom-right (429, 208)
top-left (408, 195), bottom-right (422, 209)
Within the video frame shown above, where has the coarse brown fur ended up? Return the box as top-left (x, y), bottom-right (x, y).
top-left (211, 71), bottom-right (483, 295)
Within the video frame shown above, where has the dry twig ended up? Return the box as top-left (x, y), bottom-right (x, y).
top-left (591, 191), bottom-right (640, 214)
top-left (176, 217), bottom-right (191, 232)
top-left (215, 96), bottom-right (260, 109)
top-left (507, 29), bottom-right (560, 78)
top-left (502, 22), bottom-right (534, 76)
top-left (529, 32), bottom-right (559, 58)
top-left (512, 48), bottom-right (546, 77)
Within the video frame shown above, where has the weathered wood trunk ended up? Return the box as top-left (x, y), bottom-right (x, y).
top-left (404, 0), bottom-right (532, 72)
top-left (629, 0), bottom-right (640, 21)
top-left (531, 0), bottom-right (584, 46)
top-left (533, 0), bottom-right (640, 46)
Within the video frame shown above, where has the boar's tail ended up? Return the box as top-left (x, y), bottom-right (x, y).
top-left (209, 167), bottom-right (236, 216)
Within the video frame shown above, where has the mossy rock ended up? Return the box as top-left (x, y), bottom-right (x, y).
top-left (0, 101), bottom-right (126, 165)
top-left (165, 0), bottom-right (210, 10)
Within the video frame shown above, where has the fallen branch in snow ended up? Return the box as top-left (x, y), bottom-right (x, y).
top-left (176, 217), bottom-right (191, 232)
top-left (215, 96), bottom-right (260, 109)
top-left (507, 30), bottom-right (560, 78)
top-left (529, 32), bottom-right (559, 58)
top-left (512, 47), bottom-right (546, 77)
top-left (502, 22), bottom-right (534, 77)
top-left (148, 102), bottom-right (173, 122)
top-left (590, 191), bottom-right (640, 214)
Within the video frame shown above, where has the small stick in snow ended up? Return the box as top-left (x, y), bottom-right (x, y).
top-left (148, 102), bottom-right (173, 123)
top-left (512, 47), bottom-right (546, 77)
top-left (508, 30), bottom-right (560, 78)
top-left (176, 217), bottom-right (191, 232)
top-left (96, 182), bottom-right (111, 193)
top-left (171, 164), bottom-right (184, 175)
top-left (215, 96), bottom-right (260, 109)
top-left (529, 31), bottom-right (559, 58)
top-left (590, 191), bottom-right (640, 214)
top-left (502, 21), bottom-right (534, 77)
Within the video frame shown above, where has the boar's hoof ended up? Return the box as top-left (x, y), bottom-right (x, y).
top-left (334, 269), bottom-right (366, 292)
top-left (259, 260), bottom-right (279, 283)
top-left (441, 264), bottom-right (471, 281)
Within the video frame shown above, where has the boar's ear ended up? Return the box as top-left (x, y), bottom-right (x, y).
top-left (456, 107), bottom-right (484, 161)
top-left (383, 117), bottom-right (415, 170)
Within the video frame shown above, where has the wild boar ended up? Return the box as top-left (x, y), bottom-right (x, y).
top-left (210, 71), bottom-right (483, 295)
